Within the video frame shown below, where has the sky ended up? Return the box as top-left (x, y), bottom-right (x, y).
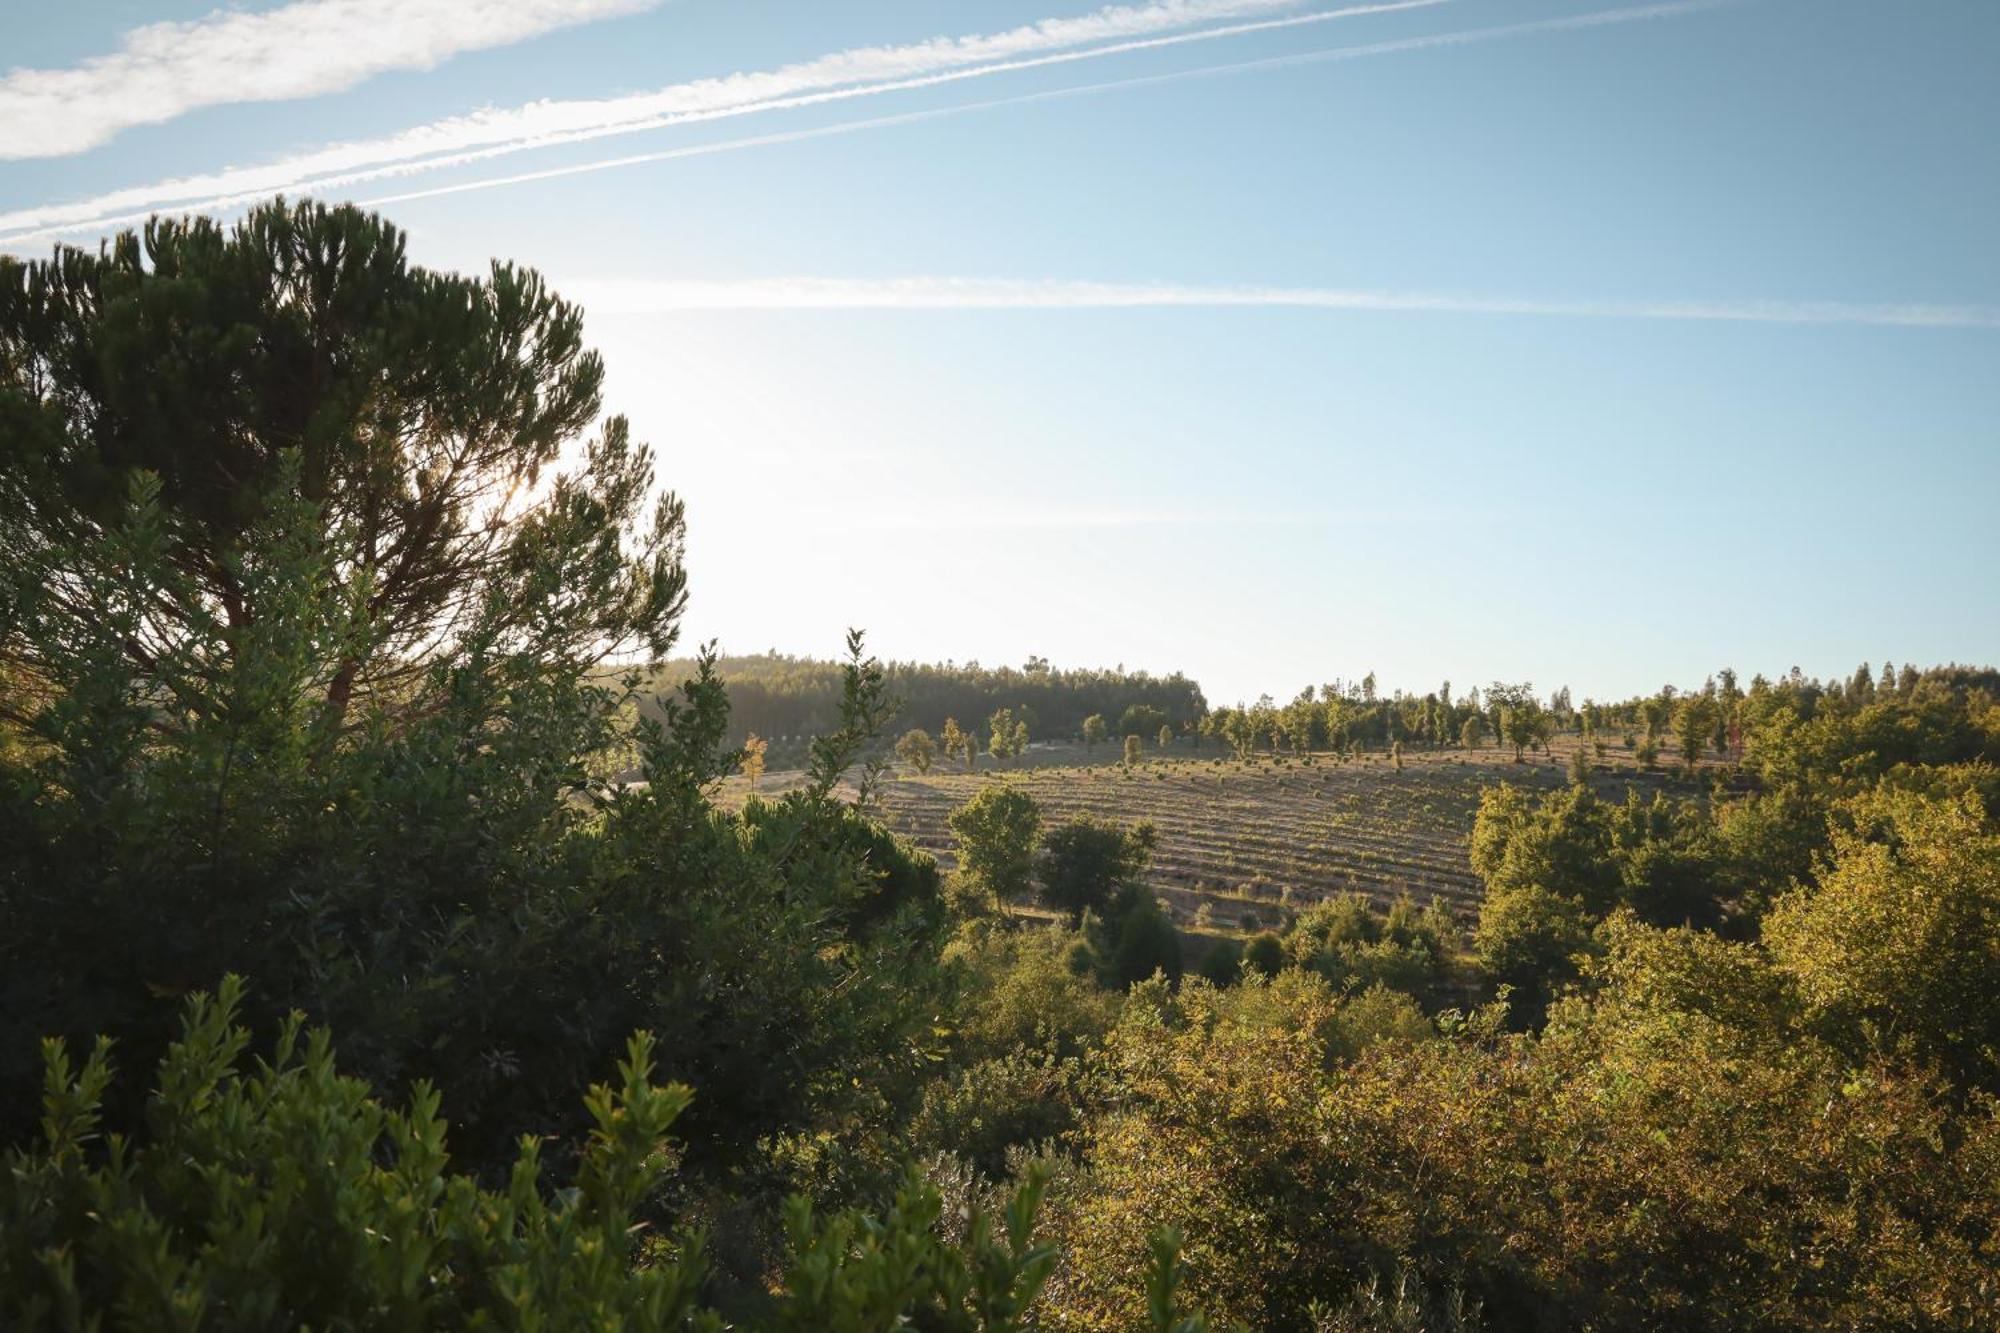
top-left (4, 0), bottom-right (1997, 706)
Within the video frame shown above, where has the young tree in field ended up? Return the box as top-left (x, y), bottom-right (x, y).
top-left (0, 199), bottom-right (684, 740)
top-left (741, 733), bottom-right (769, 791)
top-left (1460, 714), bottom-right (1486, 750)
top-left (895, 728), bottom-right (937, 774)
top-left (1673, 698), bottom-right (1709, 773)
top-left (988, 708), bottom-right (1018, 763)
top-left (1081, 714), bottom-right (1108, 750)
top-left (1280, 690), bottom-right (1320, 756)
top-left (1568, 740), bottom-right (1592, 784)
top-left (940, 717), bottom-right (971, 770)
top-left (1012, 719), bottom-right (1030, 758)
top-left (1038, 817), bottom-right (1157, 926)
top-left (1489, 684), bottom-right (1543, 763)
top-left (1158, 723), bottom-right (1175, 752)
top-left (1124, 734), bottom-right (1144, 767)
top-left (948, 787), bottom-right (1042, 901)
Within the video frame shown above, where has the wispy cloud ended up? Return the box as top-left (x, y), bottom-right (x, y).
top-left (562, 277), bottom-right (2000, 330)
top-left (0, 0), bottom-right (1439, 242)
top-left (0, 0), bottom-right (663, 160)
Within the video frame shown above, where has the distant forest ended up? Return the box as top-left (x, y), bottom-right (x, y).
top-left (647, 652), bottom-right (1207, 747)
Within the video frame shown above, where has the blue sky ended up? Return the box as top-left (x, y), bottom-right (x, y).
top-left (5, 0), bottom-right (1997, 705)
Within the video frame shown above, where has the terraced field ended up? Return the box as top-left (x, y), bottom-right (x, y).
top-left (723, 738), bottom-right (1704, 932)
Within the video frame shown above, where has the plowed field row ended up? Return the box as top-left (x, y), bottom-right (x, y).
top-left (722, 740), bottom-right (1699, 930)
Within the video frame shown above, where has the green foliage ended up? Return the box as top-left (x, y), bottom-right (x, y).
top-left (1082, 713), bottom-right (1108, 748)
top-left (1042, 927), bottom-right (2000, 1332)
top-left (0, 980), bottom-right (1080, 1332)
top-left (1123, 733), bottom-right (1144, 766)
top-left (941, 716), bottom-right (973, 770)
top-left (2, 979), bottom-right (711, 1330)
top-left (0, 200), bottom-right (683, 738)
top-left (988, 708), bottom-right (1027, 761)
top-left (652, 656), bottom-right (1205, 752)
top-left (949, 787), bottom-right (1044, 901)
top-left (1195, 938), bottom-right (1247, 986)
top-left (1244, 932), bottom-right (1286, 977)
top-left (1039, 816), bottom-right (1157, 927)
top-left (911, 1052), bottom-right (1092, 1181)
top-left (0, 205), bottom-right (953, 1230)
top-left (1107, 898), bottom-right (1185, 989)
top-left (897, 726), bottom-right (938, 773)
top-left (1282, 894), bottom-right (1458, 1005)
top-left (943, 922), bottom-right (1120, 1064)
top-left (1765, 789), bottom-right (2000, 1088)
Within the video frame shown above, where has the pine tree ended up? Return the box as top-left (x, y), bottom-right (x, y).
top-left (0, 199), bottom-right (683, 740)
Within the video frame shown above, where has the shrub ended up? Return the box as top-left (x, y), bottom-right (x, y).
top-left (949, 786), bottom-right (1044, 901)
top-left (0, 979), bottom-right (1064, 1331)
top-left (1107, 900), bottom-right (1184, 989)
top-left (1244, 932), bottom-right (1286, 978)
top-left (1037, 816), bottom-right (1156, 927)
top-left (1196, 938), bottom-right (1247, 986)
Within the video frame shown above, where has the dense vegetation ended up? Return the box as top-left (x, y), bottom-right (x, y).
top-left (5, 202), bottom-right (1999, 1329)
top-left (652, 651), bottom-right (1206, 757)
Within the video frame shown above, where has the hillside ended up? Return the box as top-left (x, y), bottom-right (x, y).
top-left (722, 735), bottom-right (1712, 931)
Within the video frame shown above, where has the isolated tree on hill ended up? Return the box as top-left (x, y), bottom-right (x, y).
top-left (940, 717), bottom-right (971, 770)
top-left (1082, 714), bottom-right (1108, 749)
top-left (741, 733), bottom-right (768, 791)
top-left (948, 786), bottom-right (1041, 900)
top-left (895, 728), bottom-right (936, 774)
top-left (1038, 817), bottom-right (1157, 926)
top-left (0, 199), bottom-right (684, 739)
top-left (988, 708), bottom-right (1020, 763)
top-left (1124, 734), bottom-right (1143, 767)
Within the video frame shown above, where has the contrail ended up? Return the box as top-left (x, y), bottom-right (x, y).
top-left (0, 0), bottom-right (1750, 247)
top-left (340, 0), bottom-right (1741, 213)
top-left (0, 0), bottom-right (1434, 242)
top-left (557, 277), bottom-right (2000, 330)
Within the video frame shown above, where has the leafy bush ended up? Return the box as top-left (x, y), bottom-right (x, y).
top-left (1105, 898), bottom-right (1185, 989)
top-left (1038, 815), bottom-right (1157, 926)
top-left (0, 980), bottom-right (1064, 1331)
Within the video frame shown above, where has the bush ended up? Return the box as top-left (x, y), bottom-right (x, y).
top-left (1037, 816), bottom-right (1156, 927)
top-left (1107, 900), bottom-right (1184, 989)
top-left (1196, 938), bottom-right (1246, 986)
top-left (949, 787), bottom-right (1044, 901)
top-left (911, 1052), bottom-right (1092, 1179)
top-left (944, 922), bottom-right (1121, 1063)
top-left (0, 979), bottom-right (1064, 1331)
top-left (1244, 932), bottom-right (1286, 977)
